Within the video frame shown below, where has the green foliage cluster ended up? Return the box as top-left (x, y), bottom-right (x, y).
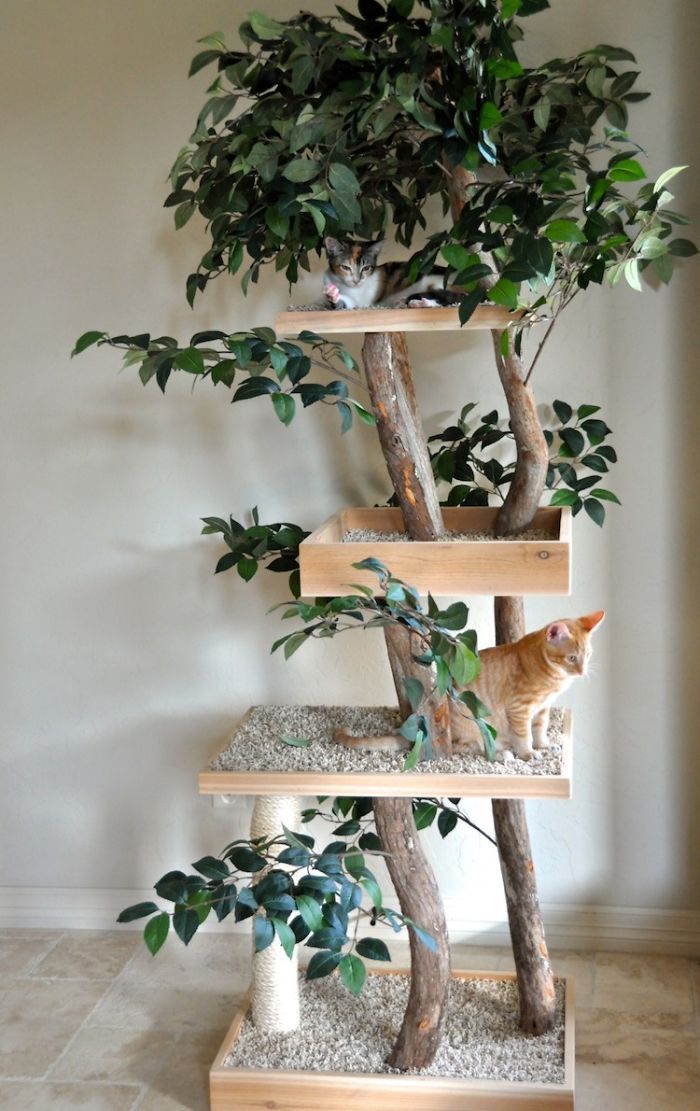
top-left (72, 327), bottom-right (372, 433)
top-left (118, 801), bottom-right (440, 994)
top-left (201, 509), bottom-right (308, 596)
top-left (167, 0), bottom-right (693, 320)
top-left (429, 398), bottom-right (620, 524)
top-left (271, 557), bottom-right (496, 764)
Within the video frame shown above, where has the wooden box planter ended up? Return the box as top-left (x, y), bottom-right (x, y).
top-left (199, 705), bottom-right (573, 800)
top-left (299, 506), bottom-right (571, 597)
top-left (209, 969), bottom-right (575, 1110)
top-left (275, 304), bottom-right (524, 336)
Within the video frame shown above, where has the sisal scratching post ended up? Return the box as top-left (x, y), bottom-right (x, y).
top-left (250, 794), bottom-right (301, 1032)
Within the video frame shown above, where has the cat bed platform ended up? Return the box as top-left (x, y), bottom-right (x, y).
top-left (210, 968), bottom-right (574, 1110)
top-left (299, 506), bottom-right (572, 597)
top-left (276, 304), bottom-right (524, 336)
top-left (199, 705), bottom-right (573, 799)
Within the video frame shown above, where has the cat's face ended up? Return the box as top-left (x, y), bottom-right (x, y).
top-left (324, 237), bottom-right (383, 286)
top-left (544, 611), bottom-right (605, 677)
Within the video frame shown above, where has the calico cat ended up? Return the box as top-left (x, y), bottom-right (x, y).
top-left (323, 237), bottom-right (459, 309)
top-left (333, 611), bottom-right (604, 761)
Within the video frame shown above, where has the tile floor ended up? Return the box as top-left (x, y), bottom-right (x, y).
top-left (0, 928), bottom-right (698, 1109)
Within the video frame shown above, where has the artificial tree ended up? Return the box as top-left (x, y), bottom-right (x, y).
top-left (76, 0), bottom-right (694, 1088)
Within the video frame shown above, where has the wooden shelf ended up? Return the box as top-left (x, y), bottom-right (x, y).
top-left (199, 707), bottom-right (573, 800)
top-left (299, 506), bottom-right (572, 598)
top-left (210, 968), bottom-right (575, 1110)
top-left (276, 304), bottom-right (523, 336)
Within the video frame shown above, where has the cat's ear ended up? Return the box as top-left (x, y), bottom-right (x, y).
top-left (324, 237), bottom-right (342, 257)
top-left (545, 621), bottom-right (570, 643)
top-left (579, 610), bottom-right (605, 632)
top-left (364, 240), bottom-right (384, 261)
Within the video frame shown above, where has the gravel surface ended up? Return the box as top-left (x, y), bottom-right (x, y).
top-left (210, 705), bottom-right (565, 777)
top-left (225, 971), bottom-right (566, 1083)
top-left (342, 527), bottom-right (555, 544)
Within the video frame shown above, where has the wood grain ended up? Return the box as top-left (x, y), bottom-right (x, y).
top-left (276, 304), bottom-right (525, 336)
top-left (198, 710), bottom-right (573, 800)
top-left (299, 506), bottom-right (571, 597)
top-left (209, 969), bottom-right (575, 1111)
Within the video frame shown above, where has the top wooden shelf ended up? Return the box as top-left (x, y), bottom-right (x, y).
top-left (276, 305), bottom-right (522, 336)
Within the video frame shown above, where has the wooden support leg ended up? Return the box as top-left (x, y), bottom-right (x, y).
top-left (250, 795), bottom-right (301, 1033)
top-left (362, 330), bottom-right (452, 1068)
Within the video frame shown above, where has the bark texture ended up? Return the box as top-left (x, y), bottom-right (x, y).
top-left (447, 161), bottom-right (556, 1035)
top-left (362, 329), bottom-right (451, 1069)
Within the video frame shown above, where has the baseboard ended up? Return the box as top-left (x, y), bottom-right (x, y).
top-left (2, 886), bottom-right (699, 955)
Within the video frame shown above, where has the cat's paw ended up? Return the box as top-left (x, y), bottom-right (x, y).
top-left (323, 283), bottom-right (345, 309)
top-left (496, 750), bottom-right (515, 764)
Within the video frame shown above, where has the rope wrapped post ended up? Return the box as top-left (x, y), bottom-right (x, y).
top-left (250, 794), bottom-right (301, 1033)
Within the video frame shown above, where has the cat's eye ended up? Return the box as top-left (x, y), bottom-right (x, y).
top-left (341, 265), bottom-right (352, 272)
top-left (567, 654), bottom-right (577, 664)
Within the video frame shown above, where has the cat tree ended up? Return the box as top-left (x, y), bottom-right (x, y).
top-left (88, 2), bottom-right (692, 1107)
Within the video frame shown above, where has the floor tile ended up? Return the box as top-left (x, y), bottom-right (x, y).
top-left (87, 979), bottom-right (244, 1036)
top-left (139, 1031), bottom-right (224, 1111)
top-left (31, 934), bottom-right (138, 981)
top-left (576, 1058), bottom-right (700, 1111)
top-left (0, 1080), bottom-right (139, 1109)
top-left (0, 937), bottom-right (57, 976)
top-left (49, 1026), bottom-right (177, 1085)
top-left (593, 952), bottom-right (694, 1015)
top-left (0, 979), bottom-right (107, 1078)
top-left (577, 1006), bottom-right (697, 1063)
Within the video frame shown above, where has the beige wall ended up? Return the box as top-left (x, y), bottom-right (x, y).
top-left (1, 0), bottom-right (698, 937)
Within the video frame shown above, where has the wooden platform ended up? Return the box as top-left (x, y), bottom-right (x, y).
top-left (199, 707), bottom-right (573, 800)
top-left (209, 969), bottom-right (575, 1110)
top-left (299, 506), bottom-right (572, 597)
top-left (276, 304), bottom-right (523, 336)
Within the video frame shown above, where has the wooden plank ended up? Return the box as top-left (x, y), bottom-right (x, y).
top-left (210, 969), bottom-right (574, 1111)
top-left (198, 709), bottom-right (573, 800)
top-left (276, 305), bottom-right (525, 336)
top-left (299, 506), bottom-right (572, 597)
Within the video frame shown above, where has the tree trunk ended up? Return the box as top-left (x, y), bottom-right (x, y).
top-left (362, 329), bottom-right (451, 1069)
top-left (447, 162), bottom-right (556, 1035)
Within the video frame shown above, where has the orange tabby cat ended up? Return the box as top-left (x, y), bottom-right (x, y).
top-left (450, 610), bottom-right (605, 759)
top-left (333, 611), bottom-right (604, 760)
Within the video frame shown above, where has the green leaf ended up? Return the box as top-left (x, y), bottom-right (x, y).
top-left (533, 97), bottom-right (551, 130)
top-left (654, 165), bottom-right (687, 192)
top-left (189, 49), bottom-right (221, 77)
top-left (174, 200), bottom-right (195, 229)
top-left (668, 239), bottom-right (698, 257)
top-left (458, 288), bottom-right (485, 325)
top-left (437, 809), bottom-right (458, 838)
top-left (402, 677), bottom-right (424, 711)
top-left (594, 488), bottom-right (621, 504)
top-left (271, 393), bottom-right (296, 425)
top-left (272, 917), bottom-right (296, 958)
top-left (584, 498), bottom-right (605, 527)
top-left (71, 330), bottom-right (105, 357)
top-left (356, 937), bottom-right (391, 962)
top-left (117, 901), bottom-right (160, 923)
top-left (144, 912), bottom-right (169, 955)
top-left (237, 557), bottom-right (257, 582)
top-left (280, 734), bottom-right (311, 748)
top-left (608, 158), bottom-right (646, 182)
top-left (283, 631), bottom-right (308, 659)
top-left (306, 950), bottom-right (341, 980)
top-left (413, 801), bottom-right (437, 830)
top-left (339, 953), bottom-right (366, 995)
top-left (175, 347), bottom-right (205, 375)
top-left (479, 101), bottom-right (502, 130)
top-left (282, 159), bottom-right (320, 183)
top-left (560, 427), bottom-right (585, 456)
top-left (442, 243), bottom-right (474, 271)
top-left (248, 11), bottom-right (286, 39)
top-left (552, 399), bottom-right (573, 424)
top-left (295, 894), bottom-right (324, 932)
top-left (545, 219), bottom-right (587, 244)
top-left (487, 277), bottom-right (518, 310)
top-left (549, 488), bottom-right (579, 507)
top-left (192, 856), bottom-right (229, 881)
top-left (173, 904), bottom-right (200, 946)
top-left (254, 915), bottom-right (275, 952)
top-left (227, 846), bottom-right (267, 872)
